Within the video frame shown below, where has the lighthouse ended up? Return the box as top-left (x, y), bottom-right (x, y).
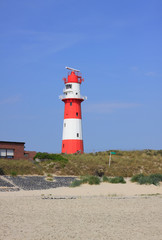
top-left (59, 67), bottom-right (87, 154)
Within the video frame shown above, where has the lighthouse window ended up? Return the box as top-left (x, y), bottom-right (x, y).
top-left (70, 102), bottom-right (72, 106)
top-left (77, 133), bottom-right (79, 137)
top-left (76, 112), bottom-right (78, 116)
top-left (66, 84), bottom-right (72, 89)
top-left (64, 123), bottom-right (66, 127)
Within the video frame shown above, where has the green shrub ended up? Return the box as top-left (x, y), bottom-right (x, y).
top-left (34, 152), bottom-right (68, 162)
top-left (150, 173), bottom-right (162, 182)
top-left (33, 152), bottom-right (68, 171)
top-left (70, 180), bottom-right (82, 187)
top-left (103, 176), bottom-right (126, 184)
top-left (110, 176), bottom-right (126, 184)
top-left (70, 175), bottom-right (126, 187)
top-left (70, 175), bottom-right (101, 187)
top-left (102, 175), bottom-right (110, 182)
top-left (46, 177), bottom-right (53, 182)
top-left (87, 176), bottom-right (100, 185)
top-left (81, 175), bottom-right (101, 185)
top-left (47, 173), bottom-right (53, 177)
top-left (131, 173), bottom-right (144, 182)
top-left (81, 176), bottom-right (89, 184)
top-left (34, 152), bottom-right (68, 168)
top-left (131, 173), bottom-right (162, 185)
top-left (10, 171), bottom-right (17, 177)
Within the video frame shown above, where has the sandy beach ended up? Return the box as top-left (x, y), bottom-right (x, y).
top-left (0, 179), bottom-right (162, 240)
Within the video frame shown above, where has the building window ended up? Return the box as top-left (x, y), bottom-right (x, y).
top-left (0, 149), bottom-right (6, 158)
top-left (70, 102), bottom-right (72, 106)
top-left (66, 84), bottom-right (72, 89)
top-left (0, 149), bottom-right (14, 159)
top-left (76, 112), bottom-right (78, 116)
top-left (77, 133), bottom-right (79, 137)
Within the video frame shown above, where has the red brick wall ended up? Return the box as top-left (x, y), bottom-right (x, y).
top-left (0, 142), bottom-right (25, 159)
top-left (24, 151), bottom-right (37, 160)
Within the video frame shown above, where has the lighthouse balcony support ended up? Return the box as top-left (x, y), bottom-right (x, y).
top-left (59, 95), bottom-right (87, 101)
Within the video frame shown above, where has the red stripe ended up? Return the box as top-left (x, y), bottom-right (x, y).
top-left (62, 140), bottom-right (84, 154)
top-left (62, 99), bottom-right (83, 119)
top-left (63, 71), bottom-right (83, 84)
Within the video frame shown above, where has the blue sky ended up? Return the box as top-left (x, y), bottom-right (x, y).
top-left (0, 0), bottom-right (162, 153)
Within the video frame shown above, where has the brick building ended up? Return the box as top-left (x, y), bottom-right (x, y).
top-left (0, 141), bottom-right (36, 160)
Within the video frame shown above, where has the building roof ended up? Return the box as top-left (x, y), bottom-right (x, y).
top-left (0, 141), bottom-right (25, 144)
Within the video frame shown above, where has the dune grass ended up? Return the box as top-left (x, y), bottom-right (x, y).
top-left (0, 158), bottom-right (43, 175)
top-left (70, 175), bottom-right (126, 187)
top-left (102, 176), bottom-right (126, 184)
top-left (34, 153), bottom-right (69, 173)
top-left (0, 150), bottom-right (162, 176)
top-left (81, 175), bottom-right (101, 185)
top-left (131, 173), bottom-right (162, 185)
top-left (70, 179), bottom-right (83, 187)
top-left (60, 150), bottom-right (162, 177)
top-left (70, 175), bottom-right (101, 187)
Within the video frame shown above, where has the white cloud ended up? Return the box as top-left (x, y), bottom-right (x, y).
top-left (84, 102), bottom-right (140, 114)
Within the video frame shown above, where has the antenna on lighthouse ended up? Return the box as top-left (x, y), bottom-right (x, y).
top-left (65, 66), bottom-right (80, 72)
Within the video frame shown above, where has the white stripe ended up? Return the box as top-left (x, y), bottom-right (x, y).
top-left (62, 119), bottom-right (83, 140)
top-left (63, 83), bottom-right (81, 99)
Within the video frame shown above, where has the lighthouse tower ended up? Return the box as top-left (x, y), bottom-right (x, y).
top-left (59, 67), bottom-right (87, 154)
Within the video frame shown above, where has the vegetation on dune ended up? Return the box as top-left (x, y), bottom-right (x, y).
top-left (0, 150), bottom-right (162, 177)
top-left (131, 173), bottom-right (162, 186)
top-left (61, 149), bottom-right (162, 177)
top-left (70, 179), bottom-right (83, 187)
top-left (34, 152), bottom-right (68, 173)
top-left (34, 152), bottom-right (68, 163)
top-left (81, 175), bottom-right (101, 185)
top-left (102, 176), bottom-right (126, 184)
top-left (10, 171), bottom-right (17, 177)
top-left (70, 175), bottom-right (101, 187)
top-left (0, 159), bottom-right (43, 175)
top-left (34, 152), bottom-right (68, 162)
top-left (70, 175), bottom-right (126, 187)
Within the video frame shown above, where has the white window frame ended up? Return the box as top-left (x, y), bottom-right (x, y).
top-left (0, 149), bottom-right (14, 158)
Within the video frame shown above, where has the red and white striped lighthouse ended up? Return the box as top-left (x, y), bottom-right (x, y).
top-left (59, 67), bottom-right (87, 154)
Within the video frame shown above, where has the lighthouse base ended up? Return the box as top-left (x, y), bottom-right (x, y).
top-left (62, 140), bottom-right (83, 154)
